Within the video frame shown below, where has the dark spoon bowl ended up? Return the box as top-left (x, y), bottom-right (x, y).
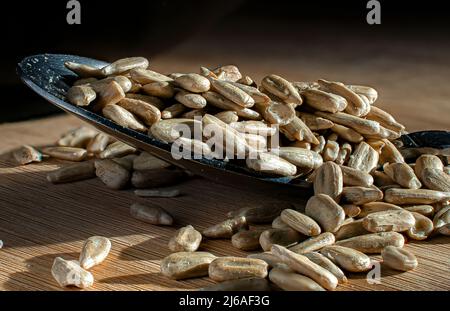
top-left (17, 54), bottom-right (313, 197)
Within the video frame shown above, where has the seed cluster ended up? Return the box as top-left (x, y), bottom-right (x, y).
top-left (7, 56), bottom-right (450, 290)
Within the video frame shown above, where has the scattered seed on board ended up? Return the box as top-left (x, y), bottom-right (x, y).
top-left (208, 257), bottom-right (268, 282)
top-left (160, 251), bottom-right (216, 280)
top-left (12, 145), bottom-right (42, 165)
top-left (168, 225), bottom-right (202, 252)
top-left (130, 203), bottom-right (173, 225)
top-left (79, 236), bottom-right (111, 269)
top-left (51, 257), bottom-right (94, 289)
top-left (381, 246), bottom-right (418, 271)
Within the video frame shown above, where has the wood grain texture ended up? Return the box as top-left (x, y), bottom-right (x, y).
top-left (0, 115), bottom-right (449, 291)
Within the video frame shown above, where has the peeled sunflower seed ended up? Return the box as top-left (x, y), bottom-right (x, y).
top-left (331, 124), bottom-right (364, 143)
top-left (203, 91), bottom-right (261, 120)
top-left (168, 225), bottom-right (202, 252)
top-left (129, 68), bottom-right (173, 84)
top-left (41, 146), bottom-right (87, 162)
top-left (280, 116), bottom-right (319, 144)
top-left (315, 111), bottom-right (380, 135)
top-left (210, 79), bottom-right (255, 108)
top-left (340, 165), bottom-right (374, 187)
top-left (95, 159), bottom-right (130, 189)
top-left (229, 121), bottom-right (276, 136)
top-left (384, 188), bottom-right (450, 205)
top-left (317, 79), bottom-right (369, 117)
top-left (212, 65), bottom-right (242, 82)
top-left (174, 90), bottom-right (207, 109)
top-left (150, 118), bottom-right (200, 143)
top-left (314, 162), bottom-right (343, 200)
top-left (335, 232), bottom-right (405, 254)
top-left (341, 186), bottom-right (383, 205)
top-left (100, 57), bottom-right (149, 76)
top-left (342, 204), bottom-right (361, 218)
top-left (47, 161), bottom-right (96, 184)
top-left (202, 216), bottom-right (248, 239)
top-left (200, 277), bottom-right (271, 291)
top-left (89, 76), bottom-right (132, 94)
top-left (133, 152), bottom-right (171, 170)
top-left (102, 104), bottom-right (146, 132)
top-left (208, 257), bottom-right (268, 282)
top-left (246, 152), bottom-right (297, 176)
top-left (134, 188), bottom-right (181, 198)
top-left (415, 155), bottom-right (450, 192)
top-left (174, 73), bottom-right (210, 93)
top-left (130, 203), bottom-right (173, 225)
top-left (379, 138), bottom-right (405, 164)
top-left (381, 246), bottom-right (418, 271)
top-left (305, 194), bottom-right (345, 233)
top-left (92, 81), bottom-right (126, 112)
top-left (131, 168), bottom-right (184, 189)
top-left (289, 232), bottom-right (336, 254)
top-left (66, 85), bottom-right (96, 107)
top-left (261, 74), bottom-right (302, 106)
top-left (277, 147), bottom-right (323, 170)
top-left (99, 141), bottom-right (136, 159)
top-left (358, 202), bottom-right (403, 219)
top-left (79, 236), bottom-right (111, 269)
top-left (403, 205), bottom-right (434, 217)
top-left (365, 105), bottom-right (405, 133)
top-left (296, 112), bottom-right (334, 130)
top-left (231, 229), bottom-right (264, 251)
top-left (269, 266), bottom-right (325, 291)
top-left (228, 82), bottom-right (270, 105)
top-left (312, 135), bottom-right (326, 154)
top-left (227, 202), bottom-right (289, 224)
top-left (303, 252), bottom-right (347, 284)
top-left (346, 84), bottom-right (378, 103)
top-left (142, 81), bottom-right (175, 98)
top-left (271, 244), bottom-right (338, 291)
top-left (12, 145), bottom-right (42, 165)
top-left (57, 127), bottom-right (98, 148)
top-left (433, 206), bottom-right (450, 236)
top-left (301, 89), bottom-right (347, 113)
top-left (362, 210), bottom-right (415, 233)
top-left (347, 142), bottom-right (379, 173)
top-left (161, 251), bottom-right (216, 280)
top-left (322, 140), bottom-right (339, 162)
top-left (86, 133), bottom-right (112, 154)
top-left (65, 61), bottom-right (104, 78)
top-left (256, 100), bottom-right (296, 125)
top-left (406, 212), bottom-right (434, 240)
top-left (51, 258), bottom-right (94, 289)
top-left (117, 98), bottom-right (161, 126)
top-left (281, 209), bottom-right (321, 236)
top-left (320, 245), bottom-right (372, 272)
top-left (334, 219), bottom-right (370, 241)
top-left (214, 111), bottom-right (239, 124)
top-left (383, 163), bottom-right (421, 189)
top-left (259, 228), bottom-right (303, 251)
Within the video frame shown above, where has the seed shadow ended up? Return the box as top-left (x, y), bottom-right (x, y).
top-left (3, 252), bottom-right (80, 291)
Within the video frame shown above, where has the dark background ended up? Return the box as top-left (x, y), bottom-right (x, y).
top-left (2, 0), bottom-right (450, 122)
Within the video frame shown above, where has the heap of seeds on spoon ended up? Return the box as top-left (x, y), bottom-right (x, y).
top-left (11, 56), bottom-right (450, 290)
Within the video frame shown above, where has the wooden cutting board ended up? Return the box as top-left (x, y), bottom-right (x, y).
top-left (0, 115), bottom-right (449, 291)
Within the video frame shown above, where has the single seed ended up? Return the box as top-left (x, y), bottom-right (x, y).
top-left (261, 74), bottom-right (302, 106)
top-left (47, 161), bottom-right (96, 184)
top-left (281, 209), bottom-right (322, 236)
top-left (257, 100), bottom-right (296, 126)
top-left (403, 205), bottom-right (434, 217)
top-left (346, 84), bottom-right (378, 103)
top-left (272, 216), bottom-right (290, 229)
top-left (150, 118), bottom-right (200, 143)
top-left (227, 202), bottom-right (289, 224)
top-left (305, 194), bottom-right (345, 233)
top-left (381, 246), bottom-right (418, 271)
top-left (314, 162), bottom-right (343, 200)
top-left (362, 210), bottom-right (416, 233)
top-left (347, 142), bottom-right (379, 173)
top-left (320, 245), bottom-right (372, 272)
top-left (112, 154), bottom-right (137, 171)
top-left (86, 133), bottom-right (112, 154)
top-left (161, 251), bottom-right (216, 280)
top-left (101, 57), bottom-right (149, 76)
top-left (358, 202), bottom-right (403, 218)
top-left (230, 121), bottom-right (276, 136)
top-left (297, 112), bottom-right (334, 130)
top-left (340, 165), bottom-right (374, 187)
top-left (211, 79), bottom-right (255, 108)
top-left (301, 89), bottom-right (347, 113)
top-left (130, 203), bottom-right (173, 225)
top-left (315, 111), bottom-right (380, 135)
top-left (406, 212), bottom-right (434, 240)
top-left (79, 236), bottom-right (111, 269)
top-left (57, 127), bottom-right (98, 148)
top-left (246, 152), bottom-right (297, 177)
top-left (168, 225), bottom-right (202, 252)
top-left (51, 258), bottom-right (94, 289)
top-left (341, 186), bottom-right (383, 205)
top-left (129, 68), bottom-right (173, 84)
top-left (384, 188), bottom-right (450, 205)
top-left (41, 146), bottom-right (87, 162)
top-left (175, 73), bottom-right (211, 93)
top-left (126, 93), bottom-right (165, 110)
top-left (203, 91), bottom-right (261, 120)
top-left (280, 116), bottom-right (319, 144)
top-left (117, 98), bottom-right (161, 126)
top-left (175, 90), bottom-right (207, 109)
top-left (383, 162), bottom-right (422, 189)
top-left (66, 85), bottom-right (96, 107)
top-left (365, 106), bottom-right (405, 133)
top-left (99, 141), bottom-right (136, 159)
top-left (289, 232), bottom-right (336, 254)
top-left (95, 159), bottom-right (130, 189)
top-left (331, 124), bottom-right (363, 143)
top-left (208, 257), bottom-right (268, 282)
top-left (142, 81), bottom-right (175, 98)
top-left (92, 81), bottom-right (125, 112)
top-left (64, 61), bottom-right (104, 78)
top-left (12, 145), bottom-right (42, 165)
top-left (335, 232), bottom-right (405, 254)
top-left (277, 147), bottom-right (323, 170)
top-left (202, 217), bottom-right (248, 239)
top-left (214, 111), bottom-right (239, 124)
top-left (322, 140), bottom-right (339, 162)
top-left (303, 252), bottom-right (347, 284)
top-left (102, 104), bottom-right (147, 132)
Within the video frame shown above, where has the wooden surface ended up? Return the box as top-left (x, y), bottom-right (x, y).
top-left (1, 33), bottom-right (450, 290)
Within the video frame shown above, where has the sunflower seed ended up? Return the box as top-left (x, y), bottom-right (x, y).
top-left (129, 68), bottom-right (173, 84)
top-left (280, 116), bottom-right (319, 144)
top-left (334, 219), bottom-right (370, 241)
top-left (227, 202), bottom-right (289, 224)
top-left (296, 112), bottom-right (334, 130)
top-left (142, 81), bottom-right (175, 98)
top-left (301, 89), bottom-right (347, 113)
top-left (347, 142), bottom-right (379, 173)
top-left (47, 161), bottom-right (96, 184)
top-left (381, 246), bottom-right (417, 271)
top-left (335, 232), bottom-right (405, 253)
top-left (314, 162), bottom-right (343, 200)
top-left (161, 252), bottom-right (216, 280)
top-left (340, 165), bottom-right (374, 187)
top-left (277, 147), bottom-right (323, 170)
top-left (101, 57), bottom-right (149, 76)
top-left (99, 141), bottom-right (136, 159)
top-left (133, 152), bottom-right (171, 170)
top-left (214, 111), bottom-right (239, 124)
top-left (86, 133), bottom-right (113, 154)
top-left (41, 146), bottom-right (87, 161)
top-left (92, 81), bottom-right (125, 111)
top-left (362, 210), bottom-right (415, 233)
top-left (342, 204), bottom-right (361, 218)
top-left (262, 75), bottom-right (302, 106)
top-left (117, 98), bottom-right (161, 126)
top-left (406, 212), bottom-right (434, 240)
top-left (246, 152), bottom-right (297, 176)
top-left (203, 216), bottom-right (248, 239)
top-left (66, 85), bottom-right (96, 106)
top-left (269, 266), bottom-right (325, 291)
top-left (303, 252), bottom-right (347, 284)
top-left (175, 73), bottom-right (210, 93)
top-left (130, 203), bottom-right (173, 225)
top-left (320, 245), bottom-right (372, 272)
top-left (13, 145), bottom-right (42, 165)
top-left (65, 61), bottom-right (104, 78)
top-left (281, 209), bottom-right (322, 236)
top-left (51, 257), bottom-right (94, 289)
top-left (102, 104), bottom-right (147, 132)
top-left (168, 225), bottom-right (202, 252)
top-left (247, 252), bottom-right (284, 268)
top-left (305, 195), bottom-right (345, 232)
top-left (208, 257), bottom-right (268, 282)
top-left (341, 186), bottom-right (383, 205)
top-left (134, 188), bottom-right (181, 198)
top-left (289, 232), bottom-right (336, 254)
top-left (231, 229), bottom-right (265, 251)
top-left (403, 205), bottom-right (434, 217)
top-left (384, 188), bottom-right (450, 205)
top-left (315, 111), bottom-right (380, 135)
top-left (131, 168), bottom-right (183, 189)
top-left (95, 159), bottom-right (130, 189)
top-left (79, 236), bottom-right (111, 269)
top-left (383, 163), bottom-right (421, 189)
top-left (365, 106), bottom-right (405, 133)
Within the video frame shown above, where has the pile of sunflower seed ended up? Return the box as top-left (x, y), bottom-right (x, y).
top-left (10, 56), bottom-right (449, 290)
